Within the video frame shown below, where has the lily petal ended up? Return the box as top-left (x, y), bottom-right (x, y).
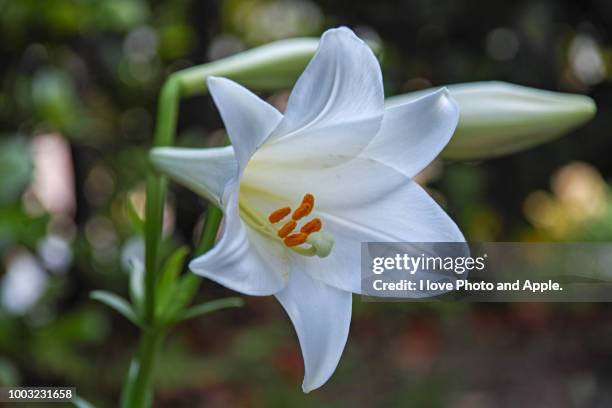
top-left (362, 88), bottom-right (459, 177)
top-left (207, 76), bottom-right (283, 170)
top-left (254, 27), bottom-right (384, 168)
top-left (313, 177), bottom-right (464, 293)
top-left (275, 269), bottom-right (352, 392)
top-left (189, 182), bottom-right (288, 296)
top-left (150, 146), bottom-right (236, 207)
top-left (243, 157), bottom-right (464, 294)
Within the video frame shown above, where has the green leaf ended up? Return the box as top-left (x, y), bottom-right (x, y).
top-left (156, 245), bottom-right (189, 306)
top-left (90, 290), bottom-right (140, 326)
top-left (177, 297), bottom-right (244, 323)
top-left (157, 274), bottom-right (200, 323)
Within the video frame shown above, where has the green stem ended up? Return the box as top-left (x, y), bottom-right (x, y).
top-left (123, 37), bottom-right (324, 407)
top-left (123, 74), bottom-right (222, 408)
top-left (123, 78), bottom-right (180, 408)
top-left (143, 77), bottom-right (180, 325)
top-left (120, 328), bottom-right (163, 408)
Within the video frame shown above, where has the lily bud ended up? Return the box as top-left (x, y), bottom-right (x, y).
top-left (386, 81), bottom-right (596, 160)
top-left (177, 38), bottom-right (318, 96)
top-left (176, 36), bottom-right (381, 96)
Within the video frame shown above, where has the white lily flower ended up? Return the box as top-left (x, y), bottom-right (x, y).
top-left (151, 27), bottom-right (464, 392)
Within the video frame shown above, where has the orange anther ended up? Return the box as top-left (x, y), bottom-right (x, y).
top-left (277, 220), bottom-right (297, 238)
top-left (302, 193), bottom-right (314, 207)
top-left (292, 203), bottom-right (313, 220)
top-left (268, 207), bottom-right (291, 223)
top-left (284, 232), bottom-right (308, 247)
top-left (300, 218), bottom-right (322, 234)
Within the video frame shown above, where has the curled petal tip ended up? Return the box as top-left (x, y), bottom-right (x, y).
top-left (301, 382), bottom-right (315, 394)
top-left (206, 75), bottom-right (226, 90)
top-left (320, 26), bottom-right (368, 49)
top-left (149, 146), bottom-right (237, 206)
top-left (323, 26), bottom-right (356, 37)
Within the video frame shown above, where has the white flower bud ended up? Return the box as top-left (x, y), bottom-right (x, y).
top-left (386, 81), bottom-right (596, 160)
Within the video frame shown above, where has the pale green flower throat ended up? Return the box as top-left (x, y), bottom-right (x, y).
top-left (239, 192), bottom-right (334, 258)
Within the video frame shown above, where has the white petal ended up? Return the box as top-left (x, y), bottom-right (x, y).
top-left (276, 27), bottom-right (383, 135)
top-left (207, 76), bottom-right (282, 170)
top-left (189, 182), bottom-right (288, 296)
top-left (150, 146), bottom-right (236, 207)
top-left (243, 157), bottom-right (464, 294)
top-left (254, 27), bottom-right (384, 168)
top-left (275, 269), bottom-right (352, 393)
top-left (362, 88), bottom-right (459, 177)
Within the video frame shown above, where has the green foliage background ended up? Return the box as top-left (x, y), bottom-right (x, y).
top-left (1, 0), bottom-right (612, 406)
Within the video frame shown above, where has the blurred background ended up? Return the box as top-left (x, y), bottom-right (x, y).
top-left (1, 0), bottom-right (612, 406)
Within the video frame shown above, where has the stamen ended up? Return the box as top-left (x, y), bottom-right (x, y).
top-left (256, 192), bottom-right (332, 256)
top-left (291, 194), bottom-right (315, 220)
top-left (268, 207), bottom-right (291, 223)
top-left (300, 218), bottom-right (322, 234)
top-left (284, 232), bottom-right (308, 247)
top-left (292, 204), bottom-right (311, 220)
top-left (303, 193), bottom-right (314, 206)
top-left (277, 220), bottom-right (297, 238)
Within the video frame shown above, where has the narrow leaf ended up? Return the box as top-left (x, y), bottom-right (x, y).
top-left (178, 297), bottom-right (244, 322)
top-left (158, 274), bottom-right (201, 322)
top-left (90, 290), bottom-right (140, 326)
top-left (156, 245), bottom-right (189, 305)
